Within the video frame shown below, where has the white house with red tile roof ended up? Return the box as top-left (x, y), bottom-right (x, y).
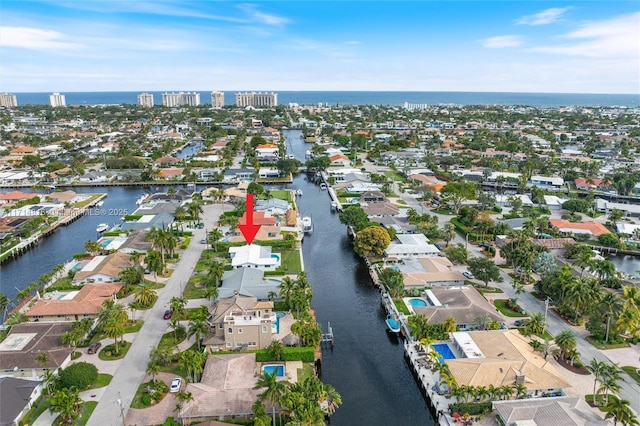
top-left (329, 154), bottom-right (351, 166)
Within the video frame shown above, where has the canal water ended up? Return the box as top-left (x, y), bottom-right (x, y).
top-left (285, 130), bottom-right (433, 424)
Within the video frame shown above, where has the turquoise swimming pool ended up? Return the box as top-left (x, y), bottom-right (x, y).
top-left (262, 364), bottom-right (285, 377)
top-left (432, 343), bottom-right (456, 362)
top-left (409, 298), bottom-right (428, 307)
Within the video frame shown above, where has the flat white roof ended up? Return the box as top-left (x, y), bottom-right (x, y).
top-left (82, 255), bottom-right (106, 272)
top-left (424, 290), bottom-right (442, 307)
top-left (451, 331), bottom-right (485, 359)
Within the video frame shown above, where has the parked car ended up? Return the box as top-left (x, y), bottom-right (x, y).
top-left (200, 238), bottom-right (207, 244)
top-left (163, 310), bottom-right (173, 320)
top-left (514, 319), bottom-right (526, 327)
top-left (197, 222), bottom-right (205, 229)
top-left (462, 271), bottom-right (474, 279)
top-left (170, 378), bottom-right (182, 393)
top-left (87, 342), bottom-right (102, 354)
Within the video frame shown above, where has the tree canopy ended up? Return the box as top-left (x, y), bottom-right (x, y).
top-left (353, 226), bottom-right (391, 257)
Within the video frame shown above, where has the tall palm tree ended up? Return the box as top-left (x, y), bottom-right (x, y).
top-left (173, 205), bottom-right (187, 232)
top-left (254, 371), bottom-right (287, 426)
top-left (188, 318), bottom-right (209, 350)
top-left (170, 296), bottom-right (187, 320)
top-left (441, 222), bottom-right (455, 247)
top-left (133, 282), bottom-right (157, 308)
top-left (598, 364), bottom-right (623, 406)
top-left (443, 317), bottom-right (457, 333)
top-left (204, 285), bottom-right (219, 307)
top-left (208, 228), bottom-right (224, 251)
top-left (588, 358), bottom-right (608, 401)
top-left (554, 330), bottom-right (577, 360)
top-left (597, 291), bottom-right (623, 343)
top-left (49, 386), bottom-right (83, 424)
top-left (145, 250), bottom-right (164, 282)
top-left (604, 398), bottom-right (640, 426)
top-left (0, 293), bottom-right (9, 323)
top-left (103, 316), bottom-right (126, 353)
top-left (187, 201), bottom-right (204, 227)
top-left (207, 261), bottom-right (224, 287)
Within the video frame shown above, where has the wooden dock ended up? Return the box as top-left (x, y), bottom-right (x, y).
top-left (320, 321), bottom-right (334, 348)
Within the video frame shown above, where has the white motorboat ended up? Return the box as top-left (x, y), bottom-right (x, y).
top-left (320, 183), bottom-right (327, 190)
top-left (95, 200), bottom-right (104, 207)
top-left (96, 223), bottom-right (109, 233)
top-left (297, 189), bottom-right (303, 196)
top-left (302, 216), bottom-right (313, 233)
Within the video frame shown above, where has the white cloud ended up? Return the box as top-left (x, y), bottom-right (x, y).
top-left (531, 12), bottom-right (640, 58)
top-left (480, 35), bottom-right (524, 49)
top-left (516, 7), bottom-right (571, 26)
top-left (0, 26), bottom-right (80, 50)
top-left (236, 4), bottom-right (289, 26)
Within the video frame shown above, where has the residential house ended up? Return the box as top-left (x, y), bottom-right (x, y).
top-left (153, 155), bottom-right (181, 167)
top-left (25, 283), bottom-right (122, 322)
top-left (574, 178), bottom-right (613, 191)
top-left (120, 212), bottom-right (174, 232)
top-left (362, 202), bottom-right (400, 218)
top-left (384, 234), bottom-right (440, 259)
top-left (229, 245), bottom-right (281, 270)
top-left (255, 198), bottom-right (290, 216)
top-left (549, 219), bottom-right (611, 237)
top-left (178, 354), bottom-right (267, 422)
top-left (0, 323), bottom-right (74, 378)
top-left (409, 287), bottom-right (503, 329)
top-left (205, 295), bottom-right (275, 351)
top-left (257, 168), bottom-right (281, 179)
top-left (0, 377), bottom-right (42, 426)
top-left (157, 168), bottom-right (183, 180)
top-left (0, 191), bottom-right (41, 206)
top-left (218, 268), bottom-right (280, 300)
top-left (46, 190), bottom-right (88, 205)
top-left (239, 210), bottom-right (277, 227)
top-left (529, 175), bottom-right (564, 190)
top-left (329, 154), bottom-right (351, 167)
top-left (444, 330), bottom-right (569, 398)
top-left (72, 251), bottom-right (132, 284)
top-left (390, 257), bottom-right (466, 287)
top-left (223, 168), bottom-right (254, 183)
top-left (493, 397), bottom-right (607, 426)
top-left (595, 198), bottom-right (640, 217)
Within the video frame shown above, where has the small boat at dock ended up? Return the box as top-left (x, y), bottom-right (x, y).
top-left (96, 223), bottom-right (109, 233)
top-left (385, 314), bottom-right (400, 333)
top-left (95, 201), bottom-right (104, 207)
top-left (296, 189), bottom-right (303, 196)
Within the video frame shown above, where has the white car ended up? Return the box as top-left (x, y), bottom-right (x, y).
top-left (462, 271), bottom-right (474, 279)
top-left (169, 378), bottom-right (182, 393)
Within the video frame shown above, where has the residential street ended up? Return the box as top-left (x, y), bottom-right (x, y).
top-left (85, 203), bottom-right (231, 426)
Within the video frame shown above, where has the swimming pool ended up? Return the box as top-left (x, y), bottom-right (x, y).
top-left (262, 364), bottom-right (285, 377)
top-left (432, 343), bottom-right (456, 361)
top-left (100, 239), bottom-right (112, 248)
top-left (70, 262), bottom-right (82, 272)
top-left (409, 298), bottom-right (428, 307)
top-left (270, 253), bottom-right (281, 262)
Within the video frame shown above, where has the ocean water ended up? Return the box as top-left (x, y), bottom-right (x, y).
top-left (11, 91), bottom-right (640, 108)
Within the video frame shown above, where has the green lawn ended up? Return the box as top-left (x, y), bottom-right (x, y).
top-left (493, 299), bottom-right (527, 317)
top-left (184, 275), bottom-right (208, 299)
top-left (586, 336), bottom-right (630, 350)
top-left (394, 299), bottom-right (411, 315)
top-left (94, 373), bottom-right (112, 388)
top-left (78, 401), bottom-right (98, 426)
top-left (98, 341), bottom-right (131, 360)
top-left (269, 190), bottom-right (293, 202)
top-left (384, 171), bottom-right (407, 182)
top-left (585, 394), bottom-right (619, 412)
top-left (622, 366), bottom-right (640, 385)
top-left (273, 249), bottom-right (302, 274)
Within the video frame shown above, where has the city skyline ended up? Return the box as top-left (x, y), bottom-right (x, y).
top-left (1, 1), bottom-right (638, 94)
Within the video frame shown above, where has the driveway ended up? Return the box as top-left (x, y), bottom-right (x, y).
top-left (125, 372), bottom-right (184, 426)
top-left (86, 203), bottom-right (232, 426)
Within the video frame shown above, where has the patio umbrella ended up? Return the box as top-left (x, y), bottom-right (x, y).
top-left (281, 333), bottom-right (300, 347)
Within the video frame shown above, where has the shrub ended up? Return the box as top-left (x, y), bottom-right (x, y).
top-left (255, 347), bottom-right (315, 363)
top-left (141, 394), bottom-right (152, 407)
top-left (449, 402), bottom-right (492, 416)
top-left (59, 362), bottom-right (98, 390)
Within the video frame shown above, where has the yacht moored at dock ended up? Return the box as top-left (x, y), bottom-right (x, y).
top-left (302, 216), bottom-right (313, 233)
top-left (385, 314), bottom-right (401, 333)
top-left (96, 223), bottom-right (109, 233)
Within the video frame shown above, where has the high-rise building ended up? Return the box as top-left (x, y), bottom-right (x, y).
top-left (162, 92), bottom-right (200, 107)
top-left (211, 91), bottom-right (225, 108)
top-left (138, 93), bottom-right (154, 107)
top-left (49, 93), bottom-right (66, 107)
top-left (235, 92), bottom-right (278, 108)
top-left (0, 93), bottom-right (18, 108)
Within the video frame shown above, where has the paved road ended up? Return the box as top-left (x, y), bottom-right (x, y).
top-left (87, 203), bottom-right (231, 426)
top-left (394, 188), bottom-right (640, 415)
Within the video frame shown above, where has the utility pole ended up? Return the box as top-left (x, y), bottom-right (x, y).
top-left (543, 297), bottom-right (551, 334)
top-left (117, 390), bottom-right (127, 426)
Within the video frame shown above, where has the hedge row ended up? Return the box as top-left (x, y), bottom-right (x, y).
top-left (448, 402), bottom-right (492, 416)
top-left (255, 347), bottom-right (315, 363)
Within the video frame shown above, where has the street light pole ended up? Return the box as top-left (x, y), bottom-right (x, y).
top-left (543, 297), bottom-right (551, 334)
top-left (117, 390), bottom-right (127, 426)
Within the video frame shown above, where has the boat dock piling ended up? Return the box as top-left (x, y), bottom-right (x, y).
top-left (320, 321), bottom-right (334, 348)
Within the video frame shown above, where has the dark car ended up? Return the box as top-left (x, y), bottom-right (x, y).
top-left (87, 342), bottom-right (102, 354)
top-left (514, 319), bottom-right (526, 327)
top-left (197, 222), bottom-right (205, 229)
top-left (163, 310), bottom-right (173, 320)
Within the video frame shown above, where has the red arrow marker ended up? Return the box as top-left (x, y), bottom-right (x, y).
top-left (239, 193), bottom-right (261, 245)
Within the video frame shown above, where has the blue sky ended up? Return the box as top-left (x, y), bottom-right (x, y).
top-left (1, 1), bottom-right (638, 93)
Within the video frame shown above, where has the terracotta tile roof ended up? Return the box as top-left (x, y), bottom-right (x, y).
top-left (0, 191), bottom-right (41, 202)
top-left (26, 283), bottom-right (122, 317)
top-left (549, 219), bottom-right (611, 236)
top-left (239, 211), bottom-right (276, 226)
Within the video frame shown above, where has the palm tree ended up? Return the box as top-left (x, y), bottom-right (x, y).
top-left (187, 201), bottom-right (204, 227)
top-left (203, 285), bottom-right (219, 306)
top-left (278, 276), bottom-right (296, 309)
top-left (207, 261), bottom-right (224, 288)
top-left (0, 293), bottom-right (10, 323)
top-left (188, 318), bottom-right (209, 350)
top-left (173, 205), bottom-right (187, 231)
top-left (180, 349), bottom-right (206, 383)
top-left (128, 251), bottom-right (143, 267)
top-left (40, 368), bottom-right (58, 394)
top-left (554, 330), bottom-right (577, 360)
top-left (588, 358), bottom-right (608, 401)
top-left (443, 317), bottom-right (457, 333)
top-left (133, 282), bottom-right (157, 308)
top-left (146, 362), bottom-right (160, 382)
top-left (84, 240), bottom-right (101, 255)
top-left (598, 364), bottom-right (623, 406)
top-left (474, 313), bottom-right (493, 331)
top-left (103, 316), bottom-right (126, 353)
top-left (49, 386), bottom-right (83, 424)
top-left (254, 371), bottom-right (287, 426)
top-left (119, 266), bottom-right (144, 289)
top-left (441, 222), bottom-right (456, 247)
top-left (208, 228), bottom-right (224, 251)
top-left (574, 250), bottom-right (595, 278)
top-left (604, 398), bottom-right (640, 426)
top-left (145, 250), bottom-right (164, 282)
top-left (170, 296), bottom-right (187, 320)
top-left (597, 291), bottom-right (623, 343)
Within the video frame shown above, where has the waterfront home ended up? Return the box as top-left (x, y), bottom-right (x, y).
top-left (120, 212), bottom-right (174, 232)
top-left (239, 210), bottom-right (277, 227)
top-left (0, 377), bottom-right (42, 426)
top-left (542, 195), bottom-right (568, 210)
top-left (493, 397), bottom-right (607, 425)
top-left (46, 190), bottom-right (88, 205)
top-left (332, 173), bottom-right (376, 191)
top-left (25, 283), bottom-right (122, 322)
top-left (408, 287), bottom-right (503, 328)
top-left (362, 201), bottom-right (400, 218)
top-left (595, 198), bottom-right (640, 217)
top-left (329, 154), bottom-right (351, 167)
top-left (0, 323), bottom-right (74, 378)
top-left (117, 230), bottom-right (153, 253)
top-left (384, 234), bottom-right (440, 259)
top-left (0, 190), bottom-right (41, 205)
top-left (229, 244), bottom-right (281, 270)
top-left (223, 168), bottom-right (255, 183)
top-left (255, 198), bottom-right (291, 216)
top-left (443, 330), bottom-right (569, 398)
top-left (548, 219), bottom-right (611, 237)
top-left (178, 354), bottom-right (273, 423)
top-left (205, 295), bottom-right (276, 351)
top-left (495, 194), bottom-right (534, 207)
top-left (152, 155), bottom-right (181, 167)
top-left (157, 168), bottom-right (184, 180)
top-left (370, 216), bottom-right (418, 235)
top-left (218, 268), bottom-right (280, 300)
top-left (528, 175), bottom-right (564, 190)
top-left (390, 257), bottom-right (466, 287)
top-left (72, 251), bottom-right (132, 284)
top-left (257, 167), bottom-right (281, 178)
top-left (574, 177), bottom-right (613, 192)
